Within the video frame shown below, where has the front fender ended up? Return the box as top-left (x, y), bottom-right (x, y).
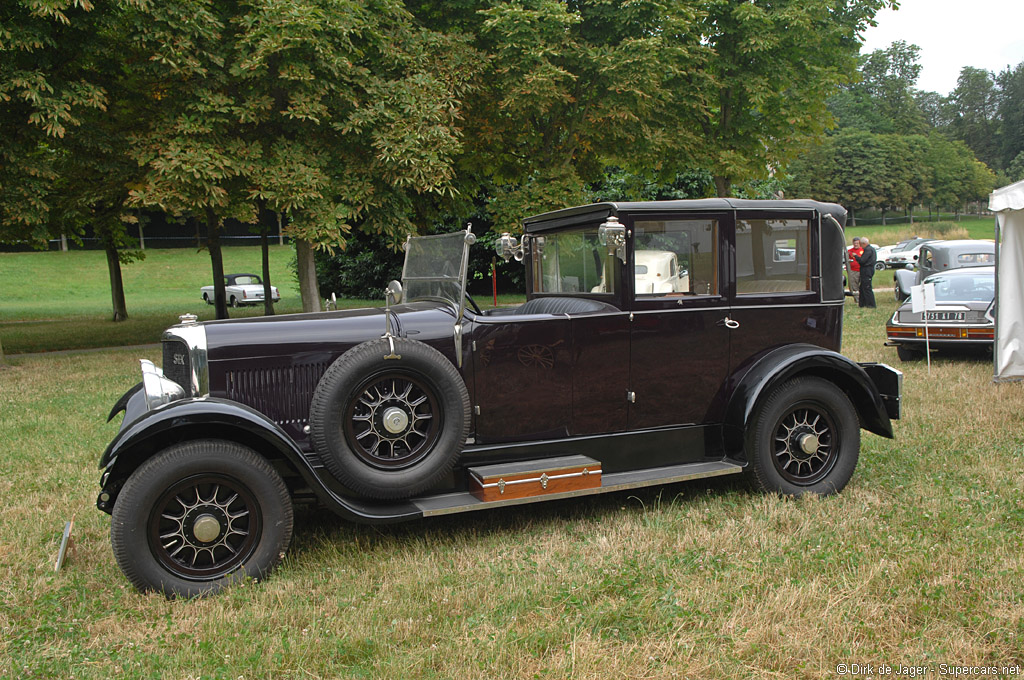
top-left (723, 344), bottom-right (896, 457)
top-left (97, 397), bottom-right (423, 524)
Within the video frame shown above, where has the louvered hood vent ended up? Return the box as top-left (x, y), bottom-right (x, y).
top-left (225, 362), bottom-right (328, 428)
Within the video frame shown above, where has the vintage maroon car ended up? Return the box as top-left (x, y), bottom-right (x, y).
top-left (98, 199), bottom-right (902, 597)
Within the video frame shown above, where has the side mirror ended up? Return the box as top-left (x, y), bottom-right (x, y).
top-left (598, 216), bottom-right (627, 264)
top-left (385, 280), bottom-right (403, 305)
top-left (497, 233), bottom-right (525, 263)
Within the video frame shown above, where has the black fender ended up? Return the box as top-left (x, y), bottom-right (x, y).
top-left (98, 397), bottom-right (422, 524)
top-left (723, 344), bottom-right (895, 458)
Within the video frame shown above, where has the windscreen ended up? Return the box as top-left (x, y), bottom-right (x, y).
top-left (402, 230), bottom-right (471, 308)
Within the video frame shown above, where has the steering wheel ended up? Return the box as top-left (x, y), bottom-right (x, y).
top-left (464, 290), bottom-right (483, 315)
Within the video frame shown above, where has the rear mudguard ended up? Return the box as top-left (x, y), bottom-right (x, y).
top-left (722, 344), bottom-right (898, 457)
top-left (98, 394), bottom-right (422, 524)
top-left (894, 268), bottom-right (916, 300)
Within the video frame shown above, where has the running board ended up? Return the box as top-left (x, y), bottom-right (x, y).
top-left (413, 460), bottom-right (743, 518)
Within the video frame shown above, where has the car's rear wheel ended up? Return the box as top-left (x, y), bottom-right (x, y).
top-left (747, 377), bottom-right (859, 496)
top-left (875, 261), bottom-right (886, 271)
top-left (229, 296), bottom-right (238, 308)
top-left (110, 440), bottom-right (293, 598)
top-left (310, 338), bottom-right (470, 500)
top-left (203, 293), bottom-right (212, 304)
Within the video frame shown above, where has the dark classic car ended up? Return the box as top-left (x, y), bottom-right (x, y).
top-left (886, 266), bottom-right (995, 361)
top-left (893, 240), bottom-right (995, 301)
top-left (99, 199), bottom-right (902, 597)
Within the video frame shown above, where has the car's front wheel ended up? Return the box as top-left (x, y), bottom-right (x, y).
top-left (110, 440), bottom-right (293, 598)
top-left (747, 377), bottom-right (859, 496)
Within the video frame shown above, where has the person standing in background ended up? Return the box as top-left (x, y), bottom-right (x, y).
top-left (847, 237), bottom-right (863, 303)
top-left (854, 236), bottom-right (877, 308)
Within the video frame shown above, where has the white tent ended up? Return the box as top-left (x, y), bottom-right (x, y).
top-left (990, 179), bottom-right (1024, 381)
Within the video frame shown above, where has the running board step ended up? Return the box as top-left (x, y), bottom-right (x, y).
top-left (414, 460), bottom-right (743, 517)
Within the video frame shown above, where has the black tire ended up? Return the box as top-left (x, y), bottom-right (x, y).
top-left (110, 439), bottom-right (293, 598)
top-left (875, 261), bottom-right (885, 271)
top-left (747, 377), bottom-right (859, 497)
top-left (309, 338), bottom-right (470, 500)
top-left (896, 345), bottom-right (925, 362)
top-left (203, 293), bottom-right (212, 304)
top-left (229, 296), bottom-right (238, 308)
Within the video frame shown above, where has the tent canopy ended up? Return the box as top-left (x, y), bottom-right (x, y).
top-left (989, 179), bottom-right (1024, 381)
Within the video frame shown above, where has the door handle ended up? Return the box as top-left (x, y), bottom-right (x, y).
top-left (718, 316), bottom-right (740, 329)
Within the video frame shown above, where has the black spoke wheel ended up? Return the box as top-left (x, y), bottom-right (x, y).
top-left (344, 372), bottom-right (441, 470)
top-left (148, 473), bottom-right (262, 580)
top-left (310, 338), bottom-right (470, 500)
top-left (111, 440), bottom-right (293, 598)
top-left (747, 377), bottom-right (859, 496)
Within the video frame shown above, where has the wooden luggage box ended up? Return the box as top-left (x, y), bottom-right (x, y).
top-left (468, 455), bottom-right (602, 502)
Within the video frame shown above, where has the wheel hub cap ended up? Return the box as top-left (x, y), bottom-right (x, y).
top-left (192, 514), bottom-right (222, 543)
top-left (382, 406), bottom-right (410, 434)
top-left (798, 433), bottom-right (820, 455)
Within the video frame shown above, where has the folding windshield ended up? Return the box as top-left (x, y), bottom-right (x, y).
top-left (401, 230), bottom-right (474, 311)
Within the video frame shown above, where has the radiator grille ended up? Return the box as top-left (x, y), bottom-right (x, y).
top-left (225, 363), bottom-right (328, 427)
top-left (162, 339), bottom-right (193, 396)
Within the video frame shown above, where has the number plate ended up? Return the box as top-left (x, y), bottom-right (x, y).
top-left (925, 311), bottom-right (965, 321)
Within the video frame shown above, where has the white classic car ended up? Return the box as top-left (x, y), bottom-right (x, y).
top-left (591, 249), bottom-right (689, 294)
top-left (201, 273), bottom-right (280, 307)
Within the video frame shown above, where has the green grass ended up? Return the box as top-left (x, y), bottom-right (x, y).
top-left (850, 217), bottom-right (997, 246)
top-left (1, 270), bottom-right (1023, 676)
top-left (0, 247), bottom-right (374, 353)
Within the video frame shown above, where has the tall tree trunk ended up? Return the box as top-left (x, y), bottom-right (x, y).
top-left (908, 206), bottom-right (914, 225)
top-left (849, 208), bottom-right (857, 227)
top-left (206, 207), bottom-right (229, 320)
top-left (295, 238), bottom-right (321, 313)
top-left (713, 175), bottom-right (731, 198)
top-left (0, 336), bottom-right (7, 369)
top-left (105, 241), bottom-right (129, 322)
top-left (261, 222), bottom-right (275, 316)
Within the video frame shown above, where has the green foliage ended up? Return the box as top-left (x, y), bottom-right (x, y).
top-left (685, 0), bottom-right (894, 195)
top-left (787, 130), bottom-right (995, 215)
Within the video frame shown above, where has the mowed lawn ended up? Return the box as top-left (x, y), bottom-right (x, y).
top-left (1, 239), bottom-right (1023, 678)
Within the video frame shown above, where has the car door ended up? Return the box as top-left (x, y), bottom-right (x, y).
top-left (625, 213), bottom-right (733, 439)
top-left (727, 211), bottom-right (842, 371)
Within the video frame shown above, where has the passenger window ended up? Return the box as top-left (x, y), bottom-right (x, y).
top-left (736, 219), bottom-right (811, 295)
top-left (633, 219), bottom-right (719, 297)
top-left (921, 249), bottom-right (933, 269)
top-left (531, 228), bottom-right (616, 294)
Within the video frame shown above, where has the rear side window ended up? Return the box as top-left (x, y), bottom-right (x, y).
top-left (736, 219), bottom-right (811, 295)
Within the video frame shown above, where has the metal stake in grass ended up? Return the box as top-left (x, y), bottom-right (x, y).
top-left (54, 519), bottom-right (74, 572)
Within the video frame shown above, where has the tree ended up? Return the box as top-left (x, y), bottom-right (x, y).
top-left (408, 0), bottom-right (711, 232)
top-left (951, 66), bottom-right (1000, 170)
top-left (997, 62), bottom-right (1024, 171)
top-left (128, 0), bottom-right (477, 317)
top-left (1, 1), bottom-right (130, 320)
top-left (857, 41), bottom-right (926, 134)
top-left (683, 0), bottom-right (893, 196)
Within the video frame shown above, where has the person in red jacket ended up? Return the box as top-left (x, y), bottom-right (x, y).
top-left (847, 237), bottom-right (863, 303)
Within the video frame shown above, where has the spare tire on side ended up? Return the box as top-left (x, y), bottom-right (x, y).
top-left (309, 338), bottom-right (470, 500)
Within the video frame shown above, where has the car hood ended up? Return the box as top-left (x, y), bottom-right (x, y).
top-left (200, 300), bottom-right (458, 361)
